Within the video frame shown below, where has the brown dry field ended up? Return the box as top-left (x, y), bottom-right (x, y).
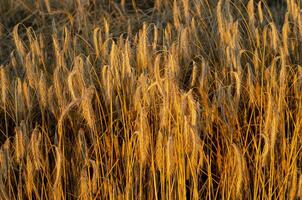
top-left (0, 0), bottom-right (302, 199)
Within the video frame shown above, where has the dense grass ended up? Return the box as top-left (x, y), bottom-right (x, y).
top-left (0, 0), bottom-right (302, 199)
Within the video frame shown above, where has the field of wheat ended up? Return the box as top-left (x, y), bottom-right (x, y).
top-left (0, 0), bottom-right (302, 199)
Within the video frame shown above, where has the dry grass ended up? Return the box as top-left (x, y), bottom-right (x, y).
top-left (0, 0), bottom-right (301, 199)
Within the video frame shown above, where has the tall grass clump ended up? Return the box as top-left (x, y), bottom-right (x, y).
top-left (0, 0), bottom-right (302, 199)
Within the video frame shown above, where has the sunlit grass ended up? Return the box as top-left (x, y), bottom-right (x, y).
top-left (0, 0), bottom-right (301, 199)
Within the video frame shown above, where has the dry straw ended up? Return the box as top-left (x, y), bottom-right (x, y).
top-left (0, 0), bottom-right (301, 199)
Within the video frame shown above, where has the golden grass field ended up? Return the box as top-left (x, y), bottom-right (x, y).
top-left (0, 0), bottom-right (302, 199)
